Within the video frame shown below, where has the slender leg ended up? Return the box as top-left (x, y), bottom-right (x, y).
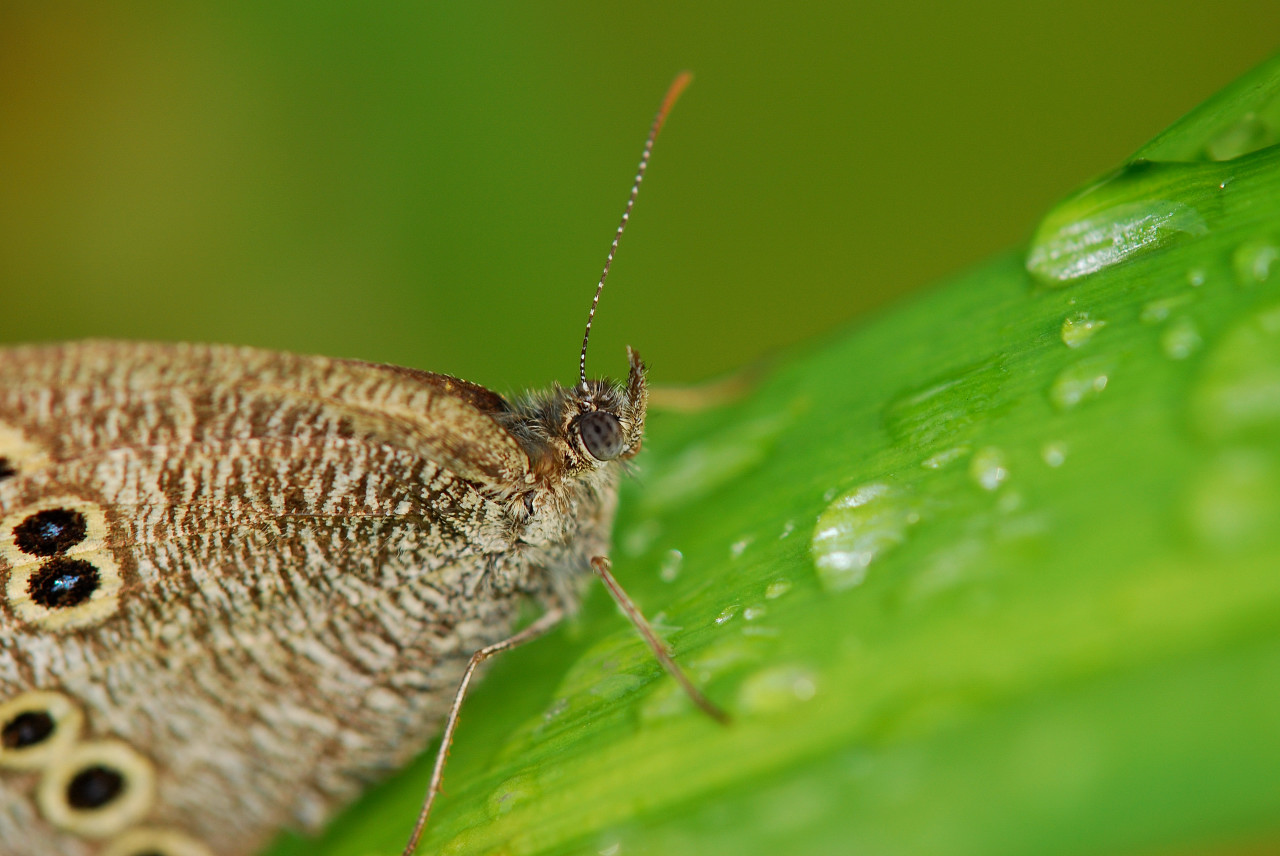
top-left (401, 607), bottom-right (565, 856)
top-left (592, 556), bottom-right (730, 725)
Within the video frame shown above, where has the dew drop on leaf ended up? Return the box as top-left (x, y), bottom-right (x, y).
top-left (1231, 236), bottom-right (1279, 286)
top-left (1061, 312), bottom-right (1107, 349)
top-left (810, 483), bottom-right (916, 591)
top-left (737, 665), bottom-right (819, 714)
top-left (1040, 441), bottom-right (1068, 468)
top-left (1049, 355), bottom-right (1116, 411)
top-left (969, 446), bottom-right (1010, 491)
top-left (1160, 317), bottom-right (1203, 360)
top-left (1026, 160), bottom-right (1218, 285)
top-left (1189, 303), bottom-right (1280, 442)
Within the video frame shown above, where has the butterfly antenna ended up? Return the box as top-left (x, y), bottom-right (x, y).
top-left (579, 71), bottom-right (693, 391)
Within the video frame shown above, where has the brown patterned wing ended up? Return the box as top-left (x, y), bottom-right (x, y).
top-left (0, 341), bottom-right (540, 856)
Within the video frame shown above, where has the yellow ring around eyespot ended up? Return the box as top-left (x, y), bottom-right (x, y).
top-left (0, 495), bottom-right (111, 559)
top-left (37, 738), bottom-right (156, 840)
top-left (101, 827), bottom-right (216, 856)
top-left (0, 496), bottom-right (125, 631)
top-left (4, 546), bottom-right (124, 632)
top-left (0, 690), bottom-right (84, 771)
top-left (0, 421), bottom-right (50, 477)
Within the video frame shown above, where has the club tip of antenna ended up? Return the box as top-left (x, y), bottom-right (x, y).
top-left (658, 72), bottom-right (695, 130)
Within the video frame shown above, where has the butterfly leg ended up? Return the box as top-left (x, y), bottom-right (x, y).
top-left (591, 556), bottom-right (730, 725)
top-left (401, 606), bottom-right (565, 856)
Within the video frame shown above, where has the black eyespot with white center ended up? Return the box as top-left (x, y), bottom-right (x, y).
top-left (67, 763), bottom-right (126, 809)
top-left (13, 507), bottom-right (88, 556)
top-left (4, 499), bottom-right (123, 632)
top-left (576, 411), bottom-right (625, 461)
top-left (28, 557), bottom-right (100, 608)
top-left (2, 709), bottom-right (55, 749)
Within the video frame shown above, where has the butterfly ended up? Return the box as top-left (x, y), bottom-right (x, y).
top-left (0, 72), bottom-right (720, 856)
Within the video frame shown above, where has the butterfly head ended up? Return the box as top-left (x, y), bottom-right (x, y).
top-left (515, 347), bottom-right (647, 485)
top-left (570, 346), bottom-right (647, 466)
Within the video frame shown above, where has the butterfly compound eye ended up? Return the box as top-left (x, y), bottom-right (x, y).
top-left (576, 411), bottom-right (625, 461)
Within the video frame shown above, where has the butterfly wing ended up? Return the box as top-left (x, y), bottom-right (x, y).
top-left (0, 342), bottom-right (543, 856)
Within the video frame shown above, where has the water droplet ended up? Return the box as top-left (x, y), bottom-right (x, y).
top-left (996, 508), bottom-right (1049, 542)
top-left (1140, 293), bottom-right (1196, 325)
top-left (969, 446), bottom-right (1009, 491)
top-left (487, 772), bottom-right (540, 818)
top-left (543, 697), bottom-right (569, 722)
top-left (884, 359), bottom-right (1007, 450)
top-left (1187, 268), bottom-right (1206, 287)
top-left (1184, 449), bottom-right (1280, 553)
top-left (1026, 160), bottom-right (1219, 285)
top-left (637, 678), bottom-right (691, 721)
top-left (778, 520), bottom-right (795, 539)
top-left (746, 778), bottom-right (833, 836)
top-left (1189, 303), bottom-right (1280, 442)
top-left (1041, 442), bottom-right (1068, 468)
top-left (1231, 236), bottom-right (1279, 286)
top-left (622, 519), bottom-right (661, 556)
top-left (688, 637), bottom-right (761, 683)
top-left (1161, 316), bottom-right (1203, 360)
top-left (737, 665), bottom-right (819, 714)
top-left (1049, 355), bottom-right (1116, 411)
top-left (765, 578), bottom-right (792, 599)
top-left (658, 549), bottom-right (683, 582)
top-left (648, 611), bottom-right (679, 635)
top-left (1204, 113), bottom-right (1276, 161)
top-left (639, 412), bottom-right (789, 513)
top-left (811, 483), bottom-right (916, 591)
top-left (1060, 312), bottom-right (1106, 348)
top-left (996, 489), bottom-right (1024, 513)
top-left (743, 604), bottom-right (766, 621)
top-left (715, 604), bottom-right (741, 626)
top-left (730, 537), bottom-right (753, 558)
top-left (906, 538), bottom-right (985, 601)
top-left (589, 673), bottom-right (646, 703)
top-left (598, 841), bottom-right (622, 856)
top-left (550, 628), bottom-right (668, 711)
top-left (921, 446), bottom-right (968, 470)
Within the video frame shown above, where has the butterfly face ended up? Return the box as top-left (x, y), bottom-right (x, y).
top-left (507, 346), bottom-right (647, 480)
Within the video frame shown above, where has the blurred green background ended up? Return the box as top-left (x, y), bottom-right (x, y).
top-left (1, 3), bottom-right (1277, 393)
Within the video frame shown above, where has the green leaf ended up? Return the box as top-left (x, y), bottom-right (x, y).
top-left (270, 52), bottom-right (1280, 856)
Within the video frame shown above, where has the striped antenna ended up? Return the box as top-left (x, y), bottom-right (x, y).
top-left (579, 71), bottom-right (693, 390)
